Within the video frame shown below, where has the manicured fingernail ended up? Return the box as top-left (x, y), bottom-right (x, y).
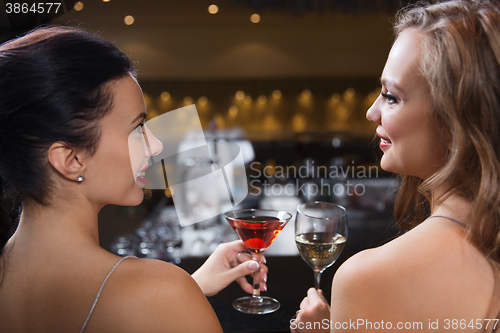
top-left (262, 283), bottom-right (267, 291)
top-left (262, 257), bottom-right (266, 264)
top-left (263, 273), bottom-right (267, 282)
top-left (248, 261), bottom-right (259, 271)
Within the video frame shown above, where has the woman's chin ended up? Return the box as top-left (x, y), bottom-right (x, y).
top-left (379, 157), bottom-right (397, 174)
top-left (123, 186), bottom-right (146, 206)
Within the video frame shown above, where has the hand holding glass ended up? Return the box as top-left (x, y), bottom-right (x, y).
top-left (295, 202), bottom-right (347, 290)
top-left (224, 209), bottom-right (292, 314)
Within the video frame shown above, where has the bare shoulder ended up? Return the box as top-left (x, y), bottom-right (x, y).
top-left (330, 246), bottom-right (396, 318)
top-left (330, 222), bottom-right (495, 329)
top-left (87, 258), bottom-right (222, 333)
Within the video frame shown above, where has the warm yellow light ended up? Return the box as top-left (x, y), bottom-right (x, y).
top-left (330, 93), bottom-right (341, 103)
top-left (243, 95), bottom-right (252, 105)
top-left (264, 161), bottom-right (276, 176)
top-left (183, 96), bottom-right (193, 105)
top-left (164, 188), bottom-right (174, 197)
top-left (143, 189), bottom-right (152, 199)
top-left (146, 109), bottom-right (159, 120)
top-left (250, 14), bottom-right (260, 23)
top-left (235, 90), bottom-right (245, 100)
top-left (143, 93), bottom-right (152, 107)
top-left (292, 113), bottom-right (307, 132)
top-left (272, 90), bottom-right (282, 99)
top-left (301, 89), bottom-right (312, 99)
top-left (74, 1), bottom-right (84, 11)
top-left (208, 4), bottom-right (219, 14)
top-left (160, 91), bottom-right (170, 101)
top-left (367, 88), bottom-right (381, 104)
top-left (198, 96), bottom-right (208, 106)
top-left (344, 88), bottom-right (355, 99)
top-left (229, 105), bottom-right (238, 117)
top-left (258, 95), bottom-right (267, 104)
top-left (124, 15), bottom-right (135, 25)
top-left (102, 0), bottom-right (110, 2)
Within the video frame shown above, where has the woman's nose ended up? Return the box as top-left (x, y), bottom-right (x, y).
top-left (366, 95), bottom-right (382, 125)
top-left (143, 126), bottom-right (163, 157)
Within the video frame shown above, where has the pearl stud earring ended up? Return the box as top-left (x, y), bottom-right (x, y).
top-left (77, 176), bottom-right (84, 182)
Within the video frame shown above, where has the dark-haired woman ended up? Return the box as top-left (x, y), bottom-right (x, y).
top-left (292, 1), bottom-right (500, 332)
top-left (0, 26), bottom-right (265, 332)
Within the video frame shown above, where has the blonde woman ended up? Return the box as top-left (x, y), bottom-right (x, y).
top-left (293, 1), bottom-right (500, 331)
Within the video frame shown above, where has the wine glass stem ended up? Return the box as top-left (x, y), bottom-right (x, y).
top-left (251, 254), bottom-right (263, 300)
top-left (314, 270), bottom-right (322, 290)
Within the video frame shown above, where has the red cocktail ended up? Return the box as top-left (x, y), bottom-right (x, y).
top-left (224, 209), bottom-right (292, 314)
top-left (227, 216), bottom-right (286, 253)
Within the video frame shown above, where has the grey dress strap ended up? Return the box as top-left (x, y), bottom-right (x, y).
top-left (428, 215), bottom-right (469, 229)
top-left (80, 256), bottom-right (136, 333)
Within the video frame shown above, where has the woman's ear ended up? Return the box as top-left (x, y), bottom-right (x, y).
top-left (47, 142), bottom-right (86, 182)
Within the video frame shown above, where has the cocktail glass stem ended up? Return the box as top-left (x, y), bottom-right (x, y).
top-left (314, 270), bottom-right (322, 290)
top-left (250, 254), bottom-right (262, 302)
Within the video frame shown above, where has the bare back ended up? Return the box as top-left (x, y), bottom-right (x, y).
top-left (0, 240), bottom-right (222, 333)
top-left (330, 217), bottom-right (500, 332)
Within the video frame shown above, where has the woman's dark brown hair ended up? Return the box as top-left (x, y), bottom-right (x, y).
top-left (0, 26), bottom-right (135, 256)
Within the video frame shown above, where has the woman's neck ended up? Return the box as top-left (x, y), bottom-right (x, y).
top-left (10, 196), bottom-right (101, 254)
top-left (430, 190), bottom-right (473, 226)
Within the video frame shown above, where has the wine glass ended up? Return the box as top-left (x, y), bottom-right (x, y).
top-left (224, 208), bottom-right (292, 314)
top-left (295, 201), bottom-right (347, 290)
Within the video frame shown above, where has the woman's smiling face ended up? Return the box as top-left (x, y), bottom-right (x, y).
top-left (366, 29), bottom-right (448, 179)
top-left (83, 75), bottom-right (162, 207)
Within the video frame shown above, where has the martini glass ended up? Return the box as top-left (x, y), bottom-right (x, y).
top-left (295, 202), bottom-right (347, 290)
top-left (224, 208), bottom-right (292, 314)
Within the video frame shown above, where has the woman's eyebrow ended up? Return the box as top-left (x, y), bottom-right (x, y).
top-left (380, 78), bottom-right (405, 96)
top-left (381, 78), bottom-right (402, 90)
top-left (131, 112), bottom-right (147, 125)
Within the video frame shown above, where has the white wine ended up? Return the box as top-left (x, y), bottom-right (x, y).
top-left (295, 233), bottom-right (346, 272)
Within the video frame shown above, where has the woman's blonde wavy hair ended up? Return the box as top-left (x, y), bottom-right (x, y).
top-left (393, 0), bottom-right (500, 269)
